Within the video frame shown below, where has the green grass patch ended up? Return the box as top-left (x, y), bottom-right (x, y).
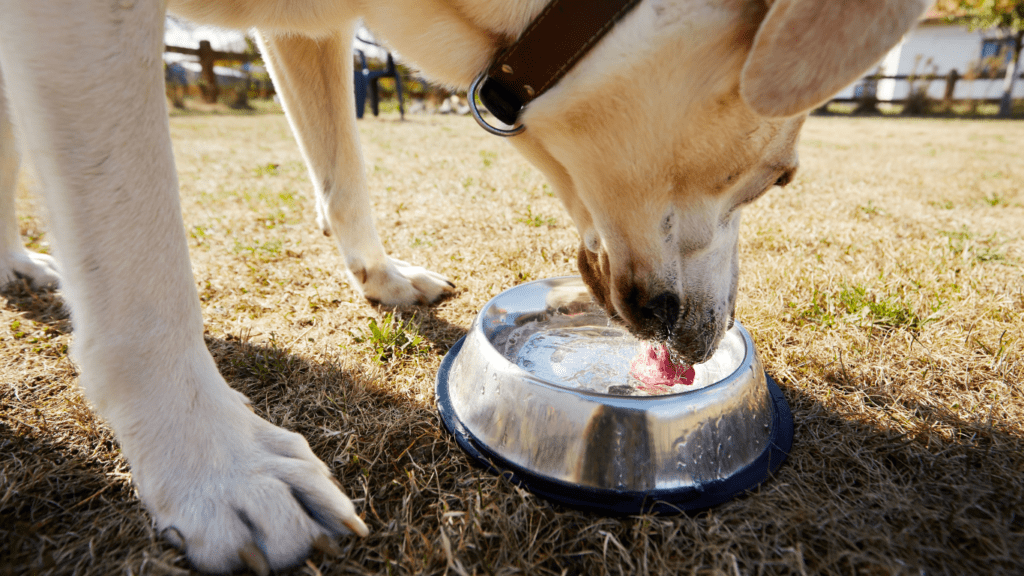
top-left (983, 192), bottom-right (1008, 207)
top-left (410, 234), bottom-right (435, 248)
top-left (229, 333), bottom-right (296, 384)
top-left (858, 200), bottom-right (885, 217)
top-left (794, 283), bottom-right (929, 331)
top-left (479, 150), bottom-right (497, 168)
top-left (516, 206), bottom-right (557, 227)
top-left (939, 227), bottom-right (1012, 264)
top-left (351, 313), bottom-right (429, 365)
top-left (252, 162), bottom-right (280, 177)
top-left (233, 238), bottom-right (283, 259)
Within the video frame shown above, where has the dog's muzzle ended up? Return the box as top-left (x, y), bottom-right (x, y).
top-left (577, 243), bottom-right (734, 365)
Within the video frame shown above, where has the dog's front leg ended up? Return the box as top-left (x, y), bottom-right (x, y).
top-left (0, 2), bottom-right (366, 572)
top-left (257, 30), bottom-right (455, 306)
top-left (0, 65), bottom-right (60, 288)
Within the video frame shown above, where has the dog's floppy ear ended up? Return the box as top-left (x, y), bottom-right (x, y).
top-left (740, 0), bottom-right (930, 118)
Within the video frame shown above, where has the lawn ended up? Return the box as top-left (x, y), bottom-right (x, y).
top-left (2, 111), bottom-right (1022, 575)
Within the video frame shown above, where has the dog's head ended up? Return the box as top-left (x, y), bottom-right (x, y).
top-left (508, 0), bottom-right (928, 363)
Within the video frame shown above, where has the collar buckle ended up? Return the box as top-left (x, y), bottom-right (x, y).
top-left (470, 74), bottom-right (526, 137)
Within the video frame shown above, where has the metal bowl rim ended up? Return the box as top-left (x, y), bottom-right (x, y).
top-left (472, 275), bottom-right (755, 403)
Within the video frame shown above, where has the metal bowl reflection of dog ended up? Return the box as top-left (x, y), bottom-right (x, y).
top-left (436, 276), bottom-right (793, 513)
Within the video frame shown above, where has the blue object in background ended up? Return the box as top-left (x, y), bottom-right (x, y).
top-left (354, 50), bottom-right (405, 120)
top-left (166, 62), bottom-right (188, 86)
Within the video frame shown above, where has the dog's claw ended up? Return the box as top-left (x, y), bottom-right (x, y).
top-left (343, 514), bottom-right (369, 537)
top-left (238, 543), bottom-right (270, 576)
top-left (161, 526), bottom-right (186, 551)
top-left (326, 476), bottom-right (369, 536)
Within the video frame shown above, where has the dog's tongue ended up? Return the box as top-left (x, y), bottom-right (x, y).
top-left (629, 342), bottom-right (695, 391)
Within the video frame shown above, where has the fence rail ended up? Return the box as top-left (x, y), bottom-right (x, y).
top-left (165, 42), bottom-right (255, 104)
top-left (831, 69), bottom-right (1024, 107)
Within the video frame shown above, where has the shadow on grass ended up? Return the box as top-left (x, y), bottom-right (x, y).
top-left (0, 419), bottom-right (156, 576)
top-left (0, 278), bottom-right (69, 333)
top-left (768, 365), bottom-right (1024, 574)
top-left (2, 300), bottom-right (1022, 574)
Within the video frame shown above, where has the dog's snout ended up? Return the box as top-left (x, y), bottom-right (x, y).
top-left (577, 242), bottom-right (732, 365)
top-left (639, 291), bottom-right (680, 339)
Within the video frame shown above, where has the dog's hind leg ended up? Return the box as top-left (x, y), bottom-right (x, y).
top-left (0, 65), bottom-right (60, 288)
top-left (0, 2), bottom-right (367, 572)
top-left (257, 29), bottom-right (455, 306)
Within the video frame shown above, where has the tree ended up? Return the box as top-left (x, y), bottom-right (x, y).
top-left (935, 0), bottom-right (1024, 116)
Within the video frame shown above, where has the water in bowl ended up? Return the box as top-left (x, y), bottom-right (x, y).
top-left (497, 311), bottom-right (744, 396)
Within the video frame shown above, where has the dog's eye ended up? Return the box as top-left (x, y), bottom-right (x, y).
top-left (774, 170), bottom-right (793, 187)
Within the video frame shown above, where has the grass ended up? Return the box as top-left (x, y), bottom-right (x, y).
top-left (515, 205), bottom-right (559, 228)
top-left (794, 283), bottom-right (929, 331)
top-left (2, 111), bottom-right (1023, 575)
top-left (351, 312), bottom-right (429, 366)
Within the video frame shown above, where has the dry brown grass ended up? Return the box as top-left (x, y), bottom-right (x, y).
top-left (2, 112), bottom-right (1022, 576)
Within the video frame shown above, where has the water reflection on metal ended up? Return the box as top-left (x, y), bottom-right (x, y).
top-left (442, 277), bottom-right (780, 494)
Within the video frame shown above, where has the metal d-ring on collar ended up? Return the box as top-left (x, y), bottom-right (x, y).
top-left (470, 74), bottom-right (525, 137)
top-left (469, 0), bottom-right (643, 138)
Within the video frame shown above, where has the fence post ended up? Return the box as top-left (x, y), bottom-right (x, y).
top-left (943, 69), bottom-right (959, 103)
top-left (852, 77), bottom-right (879, 114)
top-left (231, 62), bottom-right (253, 110)
top-left (198, 40), bottom-right (219, 104)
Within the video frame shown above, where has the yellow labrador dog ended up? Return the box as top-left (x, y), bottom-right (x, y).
top-left (0, 0), bottom-right (928, 572)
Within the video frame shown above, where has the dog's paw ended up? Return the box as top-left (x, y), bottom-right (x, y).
top-left (352, 256), bottom-right (455, 306)
top-left (132, 386), bottom-right (368, 574)
top-left (0, 248), bottom-right (59, 288)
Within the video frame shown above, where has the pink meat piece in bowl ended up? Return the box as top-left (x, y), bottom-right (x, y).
top-left (630, 342), bottom-right (696, 391)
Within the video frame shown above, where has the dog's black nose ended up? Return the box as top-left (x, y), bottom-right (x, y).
top-left (639, 291), bottom-right (680, 339)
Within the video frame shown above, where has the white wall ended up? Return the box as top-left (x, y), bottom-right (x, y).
top-left (832, 21), bottom-right (1024, 102)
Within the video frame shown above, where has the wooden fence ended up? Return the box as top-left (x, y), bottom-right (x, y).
top-left (165, 41), bottom-right (257, 105)
top-left (832, 69), bottom-right (1024, 110)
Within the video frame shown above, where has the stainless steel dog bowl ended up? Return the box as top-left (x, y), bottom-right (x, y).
top-left (436, 276), bottom-right (793, 514)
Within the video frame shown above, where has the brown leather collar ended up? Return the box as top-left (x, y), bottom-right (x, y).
top-left (472, 0), bottom-right (643, 135)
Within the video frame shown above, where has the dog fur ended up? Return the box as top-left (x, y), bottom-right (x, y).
top-left (0, 0), bottom-right (929, 571)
